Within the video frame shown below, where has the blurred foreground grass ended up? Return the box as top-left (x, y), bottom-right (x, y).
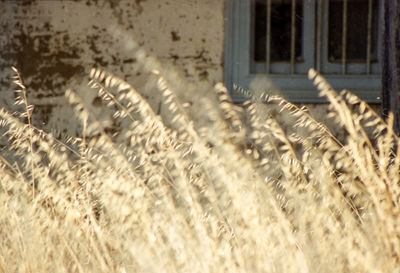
top-left (0, 50), bottom-right (399, 273)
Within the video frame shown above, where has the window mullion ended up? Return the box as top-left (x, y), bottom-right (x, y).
top-left (366, 0), bottom-right (373, 74)
top-left (301, 0), bottom-right (316, 74)
top-left (316, 0), bottom-right (323, 71)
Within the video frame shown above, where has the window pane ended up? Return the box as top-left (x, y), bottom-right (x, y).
top-left (253, 0), bottom-right (303, 62)
top-left (328, 0), bottom-right (378, 62)
top-left (254, 0), bottom-right (266, 62)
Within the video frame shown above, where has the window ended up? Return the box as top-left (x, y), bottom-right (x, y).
top-left (224, 0), bottom-right (383, 102)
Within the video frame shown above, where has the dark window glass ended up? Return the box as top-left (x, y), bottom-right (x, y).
top-left (254, 0), bottom-right (303, 62)
top-left (254, 0), bottom-right (267, 62)
top-left (328, 0), bottom-right (378, 62)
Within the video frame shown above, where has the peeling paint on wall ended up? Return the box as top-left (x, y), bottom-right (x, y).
top-left (0, 0), bottom-right (225, 135)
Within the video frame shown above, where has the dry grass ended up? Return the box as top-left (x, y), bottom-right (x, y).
top-left (1, 51), bottom-right (400, 273)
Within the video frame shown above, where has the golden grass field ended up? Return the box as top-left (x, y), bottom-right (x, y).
top-left (1, 48), bottom-right (400, 272)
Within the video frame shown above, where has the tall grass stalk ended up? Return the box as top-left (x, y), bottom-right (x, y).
top-left (0, 56), bottom-right (399, 272)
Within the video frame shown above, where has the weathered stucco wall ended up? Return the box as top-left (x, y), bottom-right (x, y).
top-left (0, 0), bottom-right (225, 135)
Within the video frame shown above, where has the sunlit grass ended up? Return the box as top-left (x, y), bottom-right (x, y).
top-left (0, 49), bottom-right (399, 272)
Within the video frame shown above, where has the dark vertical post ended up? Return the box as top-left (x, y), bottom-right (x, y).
top-left (266, 0), bottom-right (271, 73)
top-left (382, 0), bottom-right (400, 134)
top-left (290, 0), bottom-right (296, 74)
top-left (342, 0), bottom-right (348, 74)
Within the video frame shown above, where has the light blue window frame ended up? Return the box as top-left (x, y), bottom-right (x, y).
top-left (224, 0), bottom-right (383, 103)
